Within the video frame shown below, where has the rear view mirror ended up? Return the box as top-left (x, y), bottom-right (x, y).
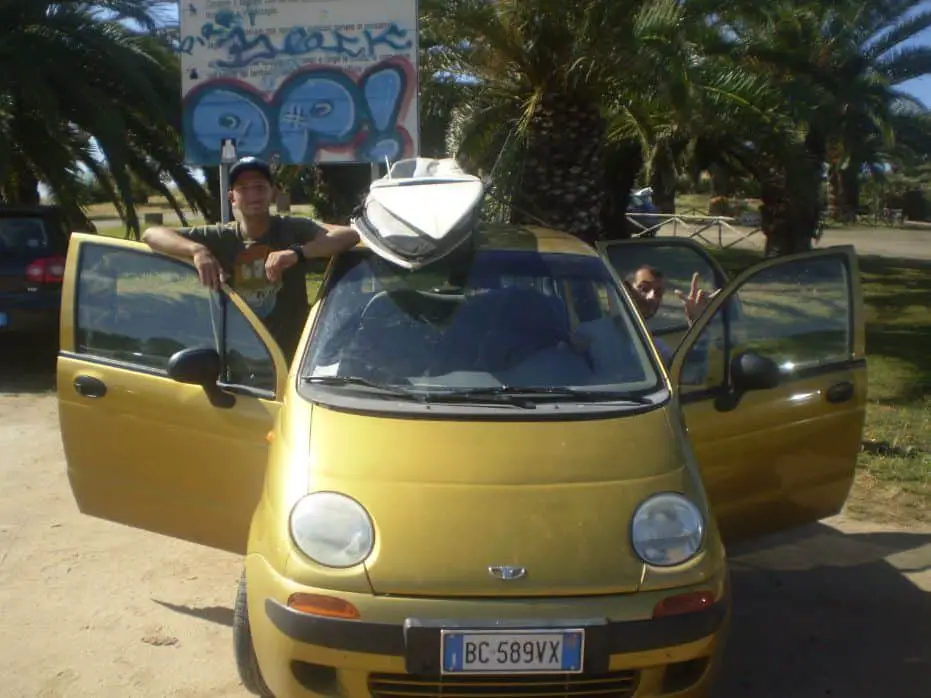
top-left (167, 347), bottom-right (221, 385)
top-left (731, 351), bottom-right (782, 392)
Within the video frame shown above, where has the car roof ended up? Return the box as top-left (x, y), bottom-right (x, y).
top-left (353, 223), bottom-right (601, 258)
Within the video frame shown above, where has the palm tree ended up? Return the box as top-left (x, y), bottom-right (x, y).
top-left (425, 0), bottom-right (691, 245)
top-left (0, 1), bottom-right (213, 236)
top-left (711, 0), bottom-right (931, 251)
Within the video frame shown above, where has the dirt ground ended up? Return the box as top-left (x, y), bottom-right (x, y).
top-left (1, 343), bottom-right (930, 698)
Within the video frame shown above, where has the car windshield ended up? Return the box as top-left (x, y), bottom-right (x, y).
top-left (301, 247), bottom-right (661, 400)
top-left (0, 217), bottom-right (48, 255)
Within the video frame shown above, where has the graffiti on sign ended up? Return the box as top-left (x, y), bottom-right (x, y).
top-left (179, 0), bottom-right (419, 166)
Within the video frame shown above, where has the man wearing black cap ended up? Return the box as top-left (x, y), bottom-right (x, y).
top-left (141, 156), bottom-right (359, 361)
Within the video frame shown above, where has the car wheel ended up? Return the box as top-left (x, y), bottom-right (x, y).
top-left (233, 570), bottom-right (275, 697)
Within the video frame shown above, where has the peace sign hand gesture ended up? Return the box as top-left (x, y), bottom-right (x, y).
top-left (673, 272), bottom-right (720, 324)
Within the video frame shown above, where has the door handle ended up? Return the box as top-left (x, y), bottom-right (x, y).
top-left (825, 381), bottom-right (854, 404)
top-left (73, 375), bottom-right (107, 399)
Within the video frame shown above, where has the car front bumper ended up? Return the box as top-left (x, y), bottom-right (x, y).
top-left (246, 555), bottom-right (730, 698)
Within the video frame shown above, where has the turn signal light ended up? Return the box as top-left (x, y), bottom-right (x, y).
top-left (287, 593), bottom-right (360, 619)
top-left (652, 590), bottom-right (716, 618)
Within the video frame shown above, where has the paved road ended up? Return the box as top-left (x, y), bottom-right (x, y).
top-left (675, 222), bottom-right (931, 261)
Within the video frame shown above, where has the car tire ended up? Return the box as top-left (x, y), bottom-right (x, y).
top-left (233, 570), bottom-right (275, 697)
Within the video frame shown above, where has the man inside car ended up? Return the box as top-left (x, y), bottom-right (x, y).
top-left (141, 156), bottom-right (359, 361)
top-left (625, 264), bottom-right (717, 365)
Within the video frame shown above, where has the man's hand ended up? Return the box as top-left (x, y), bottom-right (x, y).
top-left (265, 249), bottom-right (299, 283)
top-left (674, 272), bottom-right (719, 324)
top-left (192, 247), bottom-right (225, 290)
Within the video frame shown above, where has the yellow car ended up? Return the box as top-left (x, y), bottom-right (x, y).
top-left (58, 225), bottom-right (866, 698)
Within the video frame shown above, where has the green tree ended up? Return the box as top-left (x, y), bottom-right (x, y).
top-left (0, 1), bottom-right (213, 236)
top-left (426, 0), bottom-right (693, 245)
top-left (712, 0), bottom-right (931, 251)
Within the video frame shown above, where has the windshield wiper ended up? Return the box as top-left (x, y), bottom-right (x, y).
top-left (302, 375), bottom-right (424, 401)
top-left (424, 386), bottom-right (654, 405)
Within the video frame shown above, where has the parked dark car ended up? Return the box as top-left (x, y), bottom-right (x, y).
top-left (0, 206), bottom-right (70, 337)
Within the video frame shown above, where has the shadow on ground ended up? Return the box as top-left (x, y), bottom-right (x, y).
top-left (152, 600), bottom-right (234, 627)
top-left (0, 331), bottom-right (58, 394)
top-left (713, 520), bottom-right (931, 698)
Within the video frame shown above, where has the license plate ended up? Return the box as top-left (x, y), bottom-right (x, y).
top-left (0, 312), bottom-right (7, 328)
top-left (441, 629), bottom-right (584, 674)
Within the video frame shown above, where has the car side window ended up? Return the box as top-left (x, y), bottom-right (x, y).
top-left (730, 256), bottom-right (851, 370)
top-left (678, 255), bottom-right (852, 391)
top-left (216, 294), bottom-right (277, 394)
top-left (601, 242), bottom-right (723, 335)
top-left (76, 246), bottom-right (216, 368)
top-left (76, 246), bottom-right (276, 393)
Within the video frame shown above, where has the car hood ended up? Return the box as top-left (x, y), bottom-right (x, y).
top-left (305, 403), bottom-right (694, 598)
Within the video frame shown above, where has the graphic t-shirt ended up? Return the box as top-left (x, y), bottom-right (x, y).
top-left (179, 215), bottom-right (324, 358)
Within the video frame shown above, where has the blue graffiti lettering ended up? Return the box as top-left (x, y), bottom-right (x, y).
top-left (208, 23), bottom-right (413, 69)
top-left (215, 28), bottom-right (278, 68)
top-left (188, 87), bottom-right (271, 156)
top-left (281, 28), bottom-right (366, 61)
top-left (277, 71), bottom-right (360, 162)
top-left (179, 35), bottom-right (207, 55)
top-left (365, 24), bottom-right (413, 54)
top-left (182, 63), bottom-right (413, 165)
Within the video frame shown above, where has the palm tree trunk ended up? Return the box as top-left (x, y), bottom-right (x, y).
top-left (827, 163), bottom-right (841, 220)
top-left (758, 152), bottom-right (819, 256)
top-left (709, 163), bottom-right (731, 199)
top-left (202, 167), bottom-right (222, 224)
top-left (511, 92), bottom-right (606, 246)
top-left (839, 164), bottom-right (860, 222)
top-left (600, 140), bottom-right (643, 240)
top-left (648, 142), bottom-right (677, 213)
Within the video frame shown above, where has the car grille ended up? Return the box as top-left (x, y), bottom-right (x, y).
top-left (368, 671), bottom-right (639, 698)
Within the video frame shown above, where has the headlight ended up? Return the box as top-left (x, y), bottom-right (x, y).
top-left (289, 492), bottom-right (375, 568)
top-left (631, 493), bottom-right (704, 567)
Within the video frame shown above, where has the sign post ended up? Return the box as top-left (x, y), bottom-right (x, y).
top-left (219, 138), bottom-right (237, 224)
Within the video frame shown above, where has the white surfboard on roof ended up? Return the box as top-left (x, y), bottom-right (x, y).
top-left (351, 158), bottom-right (485, 270)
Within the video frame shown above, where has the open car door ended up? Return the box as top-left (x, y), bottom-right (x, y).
top-left (57, 234), bottom-right (289, 554)
top-left (601, 238), bottom-right (866, 544)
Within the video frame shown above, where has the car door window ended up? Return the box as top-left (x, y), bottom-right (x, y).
top-left (75, 245), bottom-right (275, 393)
top-left (216, 294), bottom-right (277, 394)
top-left (677, 254), bottom-right (852, 391)
top-left (600, 241), bottom-right (725, 335)
top-left (76, 245), bottom-right (216, 368)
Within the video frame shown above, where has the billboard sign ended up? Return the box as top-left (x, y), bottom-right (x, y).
top-left (179, 0), bottom-right (419, 167)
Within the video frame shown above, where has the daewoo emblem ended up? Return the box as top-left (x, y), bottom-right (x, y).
top-left (488, 565), bottom-right (527, 581)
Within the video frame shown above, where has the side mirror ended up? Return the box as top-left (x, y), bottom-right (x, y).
top-left (167, 347), bottom-right (221, 385)
top-left (731, 350), bottom-right (782, 392)
top-left (167, 348), bottom-right (236, 409)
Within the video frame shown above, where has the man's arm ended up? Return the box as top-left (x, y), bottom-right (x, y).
top-left (299, 224), bottom-right (359, 259)
top-left (141, 225), bottom-right (226, 290)
top-left (265, 220), bottom-right (359, 282)
top-left (141, 225), bottom-right (209, 256)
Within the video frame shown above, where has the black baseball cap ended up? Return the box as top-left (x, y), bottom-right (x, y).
top-left (229, 156), bottom-right (273, 187)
